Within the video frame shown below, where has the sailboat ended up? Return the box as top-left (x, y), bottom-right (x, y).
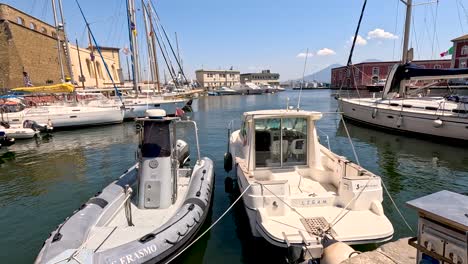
top-left (35, 109), bottom-right (215, 264)
top-left (337, 0), bottom-right (468, 141)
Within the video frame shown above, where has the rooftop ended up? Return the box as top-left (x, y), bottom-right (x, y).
top-left (195, 69), bottom-right (240, 73)
top-left (451, 34), bottom-right (468, 42)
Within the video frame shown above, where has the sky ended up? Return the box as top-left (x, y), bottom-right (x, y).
top-left (4, 0), bottom-right (468, 81)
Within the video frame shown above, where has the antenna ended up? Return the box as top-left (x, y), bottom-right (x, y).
top-left (297, 48), bottom-right (309, 110)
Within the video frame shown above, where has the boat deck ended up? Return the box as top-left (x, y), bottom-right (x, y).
top-left (85, 177), bottom-right (191, 252)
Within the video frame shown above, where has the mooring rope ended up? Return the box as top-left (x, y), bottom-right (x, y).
top-left (165, 184), bottom-right (252, 263)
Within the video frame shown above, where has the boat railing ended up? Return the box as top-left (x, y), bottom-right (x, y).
top-left (316, 128), bottom-right (331, 150)
top-left (178, 120), bottom-right (201, 163)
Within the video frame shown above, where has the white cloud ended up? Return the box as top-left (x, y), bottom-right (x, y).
top-left (296, 52), bottom-right (314, 58)
top-left (350, 35), bottom-right (367, 46)
top-left (316, 48), bottom-right (336, 56)
top-left (367, 28), bottom-right (398, 40)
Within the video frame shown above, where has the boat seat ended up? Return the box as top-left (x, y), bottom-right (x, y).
top-left (270, 140), bottom-right (288, 158)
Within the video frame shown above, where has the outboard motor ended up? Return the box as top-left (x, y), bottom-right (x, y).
top-left (136, 109), bottom-right (178, 210)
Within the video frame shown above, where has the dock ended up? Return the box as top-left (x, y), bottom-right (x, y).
top-left (342, 238), bottom-right (416, 264)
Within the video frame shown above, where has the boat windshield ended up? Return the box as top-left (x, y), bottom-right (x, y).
top-left (141, 121), bottom-right (171, 158)
top-left (255, 117), bottom-right (307, 168)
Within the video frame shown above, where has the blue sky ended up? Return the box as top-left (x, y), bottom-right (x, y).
top-left (5, 0), bottom-right (468, 80)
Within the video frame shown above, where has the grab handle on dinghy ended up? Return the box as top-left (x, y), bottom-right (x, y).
top-left (139, 233), bottom-right (156, 243)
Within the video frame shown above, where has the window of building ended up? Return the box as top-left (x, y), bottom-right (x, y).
top-left (207, 73), bottom-right (213, 78)
top-left (372, 67), bottom-right (379, 76)
top-left (346, 68), bottom-right (351, 77)
top-left (96, 61), bottom-right (104, 80)
top-left (40, 27), bottom-right (47, 34)
top-left (462, 45), bottom-right (468, 56)
top-left (30, 22), bottom-right (37, 30)
top-left (86, 59), bottom-right (95, 78)
top-left (460, 59), bottom-right (467, 68)
top-left (220, 74), bottom-right (226, 78)
top-left (434, 64), bottom-right (441, 69)
top-left (51, 31), bottom-right (57, 38)
top-left (372, 76), bottom-right (379, 84)
top-left (17, 17), bottom-right (25, 25)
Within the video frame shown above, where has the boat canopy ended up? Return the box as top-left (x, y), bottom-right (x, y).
top-left (11, 83), bottom-right (75, 94)
top-left (384, 63), bottom-right (468, 98)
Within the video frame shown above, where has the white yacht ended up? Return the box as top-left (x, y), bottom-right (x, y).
top-left (226, 109), bottom-right (393, 261)
top-left (1, 103), bottom-right (124, 129)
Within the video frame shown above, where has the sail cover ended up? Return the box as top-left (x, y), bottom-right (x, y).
top-left (11, 83), bottom-right (75, 93)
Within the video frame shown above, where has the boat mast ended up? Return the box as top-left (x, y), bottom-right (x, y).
top-left (88, 29), bottom-right (99, 88)
top-left (75, 38), bottom-right (85, 88)
top-left (399, 0), bottom-right (412, 96)
top-left (57, 0), bottom-right (75, 84)
top-left (51, 0), bottom-right (65, 82)
top-left (142, 0), bottom-right (159, 93)
top-left (147, 3), bottom-right (161, 93)
top-left (401, 0), bottom-right (412, 64)
top-left (127, 0), bottom-right (140, 94)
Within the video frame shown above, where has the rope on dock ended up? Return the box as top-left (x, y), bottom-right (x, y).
top-left (165, 184), bottom-right (252, 264)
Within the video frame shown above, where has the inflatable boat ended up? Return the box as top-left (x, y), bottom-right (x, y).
top-left (35, 110), bottom-right (215, 264)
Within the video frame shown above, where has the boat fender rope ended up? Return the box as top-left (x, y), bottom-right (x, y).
top-left (165, 184), bottom-right (252, 263)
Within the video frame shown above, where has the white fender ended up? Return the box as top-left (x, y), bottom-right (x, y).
top-left (321, 241), bottom-right (356, 264)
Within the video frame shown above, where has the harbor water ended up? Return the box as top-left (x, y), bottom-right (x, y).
top-left (1, 90), bottom-right (467, 263)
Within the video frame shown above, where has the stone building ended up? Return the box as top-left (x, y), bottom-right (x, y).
top-left (0, 3), bottom-right (122, 89)
top-left (331, 60), bottom-right (451, 89)
top-left (195, 69), bottom-right (240, 89)
top-left (240, 70), bottom-right (280, 86)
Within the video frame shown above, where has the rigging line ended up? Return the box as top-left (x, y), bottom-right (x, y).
top-left (143, 3), bottom-right (177, 84)
top-left (456, 0), bottom-right (465, 34)
top-left (297, 48), bottom-right (309, 110)
top-left (430, 1), bottom-right (440, 60)
top-left (392, 0), bottom-right (400, 60)
top-left (75, 0), bottom-right (125, 106)
top-left (149, 0), bottom-right (189, 84)
top-left (165, 184), bottom-right (252, 264)
top-left (340, 0), bottom-right (367, 99)
top-left (411, 12), bottom-right (420, 60)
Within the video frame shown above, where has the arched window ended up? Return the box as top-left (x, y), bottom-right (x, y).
top-left (30, 22), bottom-right (37, 30)
top-left (86, 59), bottom-right (95, 78)
top-left (96, 61), bottom-right (104, 80)
top-left (51, 31), bottom-right (57, 38)
top-left (111, 65), bottom-right (118, 80)
top-left (17, 17), bottom-right (25, 25)
top-left (462, 45), bottom-right (468, 56)
top-left (40, 27), bottom-right (47, 34)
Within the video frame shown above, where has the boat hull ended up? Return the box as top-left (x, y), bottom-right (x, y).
top-left (339, 98), bottom-right (468, 141)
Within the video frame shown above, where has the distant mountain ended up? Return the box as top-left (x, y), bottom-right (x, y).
top-left (302, 63), bottom-right (342, 83)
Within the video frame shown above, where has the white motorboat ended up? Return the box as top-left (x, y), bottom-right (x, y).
top-left (337, 0), bottom-right (468, 141)
top-left (230, 82), bottom-right (264, 95)
top-left (35, 109), bottom-right (215, 264)
top-left (0, 120), bottom-right (52, 139)
top-left (213, 86), bottom-right (238, 96)
top-left (1, 104), bottom-right (124, 129)
top-left (225, 109), bottom-right (393, 261)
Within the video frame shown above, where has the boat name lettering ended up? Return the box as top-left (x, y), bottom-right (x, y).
top-left (110, 244), bottom-right (158, 264)
top-left (292, 198), bottom-right (328, 207)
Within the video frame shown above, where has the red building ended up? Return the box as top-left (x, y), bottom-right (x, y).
top-left (331, 59), bottom-right (451, 89)
top-left (451, 34), bottom-right (468, 68)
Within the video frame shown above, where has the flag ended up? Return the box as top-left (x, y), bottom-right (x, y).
top-left (440, 46), bottom-right (454, 57)
top-left (175, 108), bottom-right (185, 117)
top-left (122, 47), bottom-right (130, 55)
top-left (130, 22), bottom-right (137, 36)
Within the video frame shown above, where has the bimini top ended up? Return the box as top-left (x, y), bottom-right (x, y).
top-left (243, 109), bottom-right (323, 120)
